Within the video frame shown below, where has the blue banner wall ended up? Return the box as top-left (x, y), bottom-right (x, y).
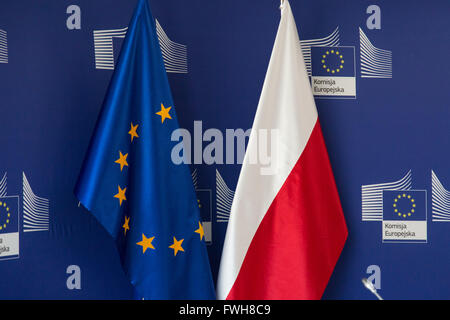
top-left (0, 0), bottom-right (449, 299)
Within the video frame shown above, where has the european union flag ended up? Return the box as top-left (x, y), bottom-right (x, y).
top-left (74, 0), bottom-right (215, 299)
top-left (382, 190), bottom-right (427, 221)
top-left (311, 46), bottom-right (355, 77)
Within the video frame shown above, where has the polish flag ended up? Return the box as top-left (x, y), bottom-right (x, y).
top-left (217, 0), bottom-right (348, 300)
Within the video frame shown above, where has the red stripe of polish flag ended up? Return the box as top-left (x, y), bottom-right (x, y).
top-left (216, 0), bottom-right (348, 300)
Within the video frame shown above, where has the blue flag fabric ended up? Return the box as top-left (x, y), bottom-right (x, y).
top-left (74, 0), bottom-right (215, 300)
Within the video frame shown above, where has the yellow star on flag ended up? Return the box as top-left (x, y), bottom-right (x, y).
top-left (155, 103), bottom-right (172, 123)
top-left (136, 233), bottom-right (155, 253)
top-left (169, 237), bottom-right (184, 256)
top-left (195, 222), bottom-right (205, 241)
top-left (122, 216), bottom-right (130, 235)
top-left (128, 122), bottom-right (139, 142)
top-left (115, 151), bottom-right (129, 171)
top-left (114, 185), bottom-right (127, 206)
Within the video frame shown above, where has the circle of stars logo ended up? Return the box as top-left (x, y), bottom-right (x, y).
top-left (321, 49), bottom-right (344, 74)
top-left (0, 201), bottom-right (11, 231)
top-left (393, 193), bottom-right (416, 218)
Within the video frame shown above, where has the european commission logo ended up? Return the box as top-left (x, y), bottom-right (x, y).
top-left (310, 46), bottom-right (356, 99)
top-left (382, 190), bottom-right (427, 243)
top-left (361, 170), bottom-right (427, 243)
top-left (362, 170), bottom-right (450, 243)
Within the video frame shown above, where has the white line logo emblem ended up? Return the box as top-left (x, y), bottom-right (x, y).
top-left (0, 29), bottom-right (8, 64)
top-left (93, 20), bottom-right (187, 73)
top-left (359, 28), bottom-right (392, 78)
top-left (23, 172), bottom-right (50, 233)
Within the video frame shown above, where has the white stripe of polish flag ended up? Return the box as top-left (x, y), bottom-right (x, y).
top-left (217, 0), bottom-right (348, 300)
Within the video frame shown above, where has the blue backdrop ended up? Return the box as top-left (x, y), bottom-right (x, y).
top-left (0, 0), bottom-right (449, 299)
